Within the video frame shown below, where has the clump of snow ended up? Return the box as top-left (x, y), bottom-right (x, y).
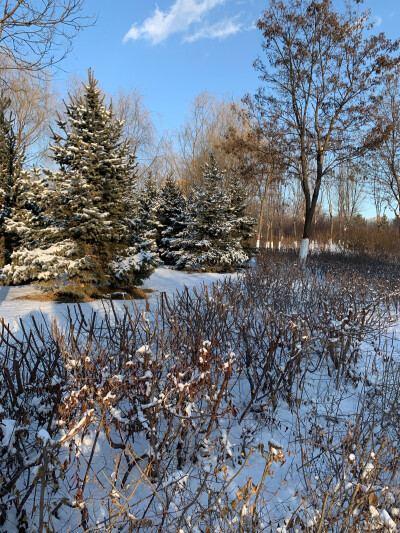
top-left (1, 419), bottom-right (16, 448)
top-left (380, 509), bottom-right (397, 530)
top-left (36, 429), bottom-right (52, 445)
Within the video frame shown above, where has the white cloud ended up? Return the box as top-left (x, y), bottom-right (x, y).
top-left (184, 18), bottom-right (242, 42)
top-left (123, 0), bottom-right (235, 45)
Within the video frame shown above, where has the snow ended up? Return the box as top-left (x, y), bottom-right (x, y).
top-left (141, 266), bottom-right (236, 297)
top-left (2, 261), bottom-right (400, 531)
top-left (268, 438), bottom-right (283, 449)
top-left (59, 409), bottom-right (95, 444)
top-left (0, 418), bottom-right (16, 447)
top-left (136, 344), bottom-right (151, 355)
top-left (0, 266), bottom-right (235, 330)
top-left (380, 509), bottom-right (397, 530)
top-left (361, 462), bottom-right (374, 480)
top-left (36, 429), bottom-right (52, 445)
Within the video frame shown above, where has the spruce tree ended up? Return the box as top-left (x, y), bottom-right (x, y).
top-left (171, 155), bottom-right (249, 272)
top-left (50, 71), bottom-right (159, 286)
top-left (0, 94), bottom-right (24, 267)
top-left (136, 173), bottom-right (162, 260)
top-left (4, 71), bottom-right (159, 286)
top-left (1, 168), bottom-right (70, 285)
top-left (227, 175), bottom-right (255, 248)
top-left (157, 176), bottom-right (186, 265)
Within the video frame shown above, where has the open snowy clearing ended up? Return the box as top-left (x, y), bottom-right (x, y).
top-left (0, 267), bottom-right (236, 331)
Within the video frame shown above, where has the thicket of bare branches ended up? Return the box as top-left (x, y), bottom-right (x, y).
top-left (247, 0), bottom-right (399, 261)
top-left (0, 0), bottom-right (91, 77)
top-left (2, 253), bottom-right (400, 531)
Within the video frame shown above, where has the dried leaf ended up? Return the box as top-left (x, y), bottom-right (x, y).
top-left (369, 493), bottom-right (379, 507)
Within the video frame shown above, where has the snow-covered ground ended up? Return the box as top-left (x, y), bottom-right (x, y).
top-left (2, 262), bottom-right (400, 532)
top-left (141, 266), bottom-right (236, 294)
top-left (0, 266), bottom-right (236, 331)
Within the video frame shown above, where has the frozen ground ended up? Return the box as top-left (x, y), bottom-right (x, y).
top-left (1, 262), bottom-right (400, 532)
top-left (0, 266), bottom-right (236, 331)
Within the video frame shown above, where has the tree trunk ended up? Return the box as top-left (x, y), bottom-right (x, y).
top-left (300, 154), bottom-right (323, 264)
top-left (300, 205), bottom-right (316, 264)
top-left (256, 192), bottom-right (267, 248)
top-left (0, 228), bottom-right (13, 267)
top-left (299, 237), bottom-right (309, 263)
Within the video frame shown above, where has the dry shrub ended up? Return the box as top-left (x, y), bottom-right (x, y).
top-left (0, 300), bottom-right (242, 531)
top-left (1, 252), bottom-right (400, 531)
top-left (289, 362), bottom-right (400, 532)
top-left (342, 226), bottom-right (400, 258)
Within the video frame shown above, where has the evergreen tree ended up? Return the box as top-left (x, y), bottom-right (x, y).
top-left (0, 94), bottom-right (24, 267)
top-left (157, 176), bottom-right (186, 265)
top-left (171, 155), bottom-right (249, 272)
top-left (3, 71), bottom-right (159, 286)
top-left (227, 174), bottom-right (255, 248)
top-left (136, 173), bottom-right (162, 260)
top-left (2, 168), bottom-right (73, 284)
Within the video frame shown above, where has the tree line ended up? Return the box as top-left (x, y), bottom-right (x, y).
top-left (1, 0), bottom-right (400, 286)
top-left (0, 71), bottom-right (255, 287)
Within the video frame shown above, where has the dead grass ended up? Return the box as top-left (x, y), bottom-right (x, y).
top-left (13, 285), bottom-right (154, 303)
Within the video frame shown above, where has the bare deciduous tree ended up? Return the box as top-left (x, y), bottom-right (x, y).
top-left (166, 91), bottom-right (241, 193)
top-left (0, 67), bottom-right (57, 163)
top-left (336, 164), bottom-right (366, 235)
top-left (251, 0), bottom-right (398, 262)
top-left (113, 87), bottom-right (160, 182)
top-left (370, 68), bottom-right (400, 217)
top-left (0, 0), bottom-right (91, 77)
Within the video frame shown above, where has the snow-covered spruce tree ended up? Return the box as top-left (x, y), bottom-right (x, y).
top-left (135, 173), bottom-right (161, 262)
top-left (227, 174), bottom-right (255, 249)
top-left (0, 93), bottom-right (24, 267)
top-left (157, 175), bottom-right (186, 265)
top-left (5, 71), bottom-right (158, 286)
top-left (171, 155), bottom-right (249, 272)
top-left (1, 168), bottom-right (72, 285)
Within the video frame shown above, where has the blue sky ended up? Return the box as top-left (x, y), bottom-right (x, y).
top-left (56, 0), bottom-right (400, 135)
top-left (54, 0), bottom-right (400, 218)
top-left (56, 0), bottom-right (265, 133)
